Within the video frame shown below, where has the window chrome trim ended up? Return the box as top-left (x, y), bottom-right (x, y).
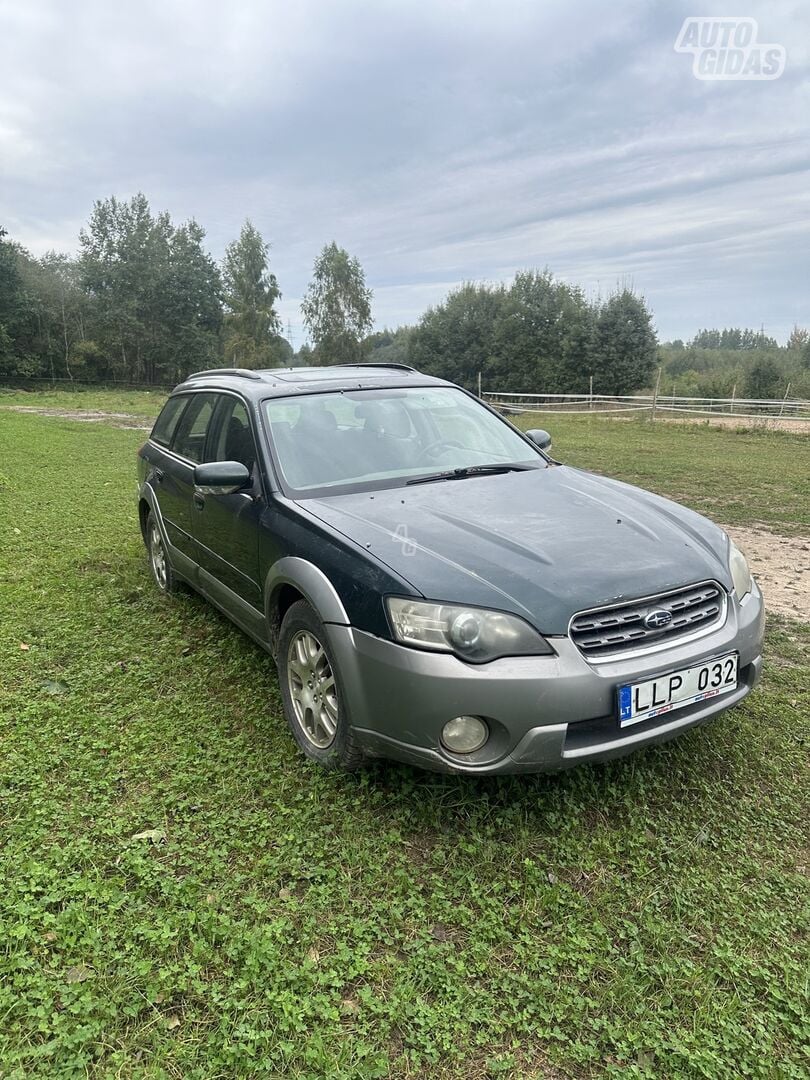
top-left (567, 581), bottom-right (729, 664)
top-left (146, 440), bottom-right (196, 468)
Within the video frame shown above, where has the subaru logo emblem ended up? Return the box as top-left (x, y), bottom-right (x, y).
top-left (644, 608), bottom-right (673, 630)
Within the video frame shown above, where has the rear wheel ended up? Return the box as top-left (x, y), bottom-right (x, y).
top-left (145, 511), bottom-right (180, 594)
top-left (278, 600), bottom-right (363, 770)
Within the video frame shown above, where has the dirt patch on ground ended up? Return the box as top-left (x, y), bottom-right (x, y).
top-left (655, 414), bottom-right (810, 434)
top-left (1, 405), bottom-right (153, 430)
top-left (566, 411), bottom-right (810, 434)
top-left (725, 526), bottom-right (810, 621)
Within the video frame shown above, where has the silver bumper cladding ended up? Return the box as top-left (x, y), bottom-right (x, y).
top-left (327, 581), bottom-right (765, 774)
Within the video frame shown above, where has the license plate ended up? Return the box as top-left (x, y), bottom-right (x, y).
top-left (618, 653), bottom-right (738, 728)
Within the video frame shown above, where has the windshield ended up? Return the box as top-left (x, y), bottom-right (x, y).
top-left (263, 386), bottom-right (544, 495)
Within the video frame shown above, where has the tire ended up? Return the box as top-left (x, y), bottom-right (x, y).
top-left (145, 510), bottom-right (181, 595)
top-left (278, 600), bottom-right (364, 771)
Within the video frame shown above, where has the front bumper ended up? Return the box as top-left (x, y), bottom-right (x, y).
top-left (327, 581), bottom-right (765, 774)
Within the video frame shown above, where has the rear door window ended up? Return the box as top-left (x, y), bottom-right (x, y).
top-left (170, 393), bottom-right (218, 463)
top-left (151, 395), bottom-right (188, 447)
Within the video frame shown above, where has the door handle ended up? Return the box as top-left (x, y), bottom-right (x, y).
top-left (152, 468), bottom-right (164, 484)
top-left (193, 492), bottom-right (205, 511)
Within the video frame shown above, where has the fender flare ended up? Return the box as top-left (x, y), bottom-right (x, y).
top-left (264, 557), bottom-right (350, 624)
top-left (137, 482), bottom-right (169, 547)
top-left (264, 557), bottom-right (350, 649)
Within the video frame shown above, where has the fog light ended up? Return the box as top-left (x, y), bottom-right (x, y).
top-left (441, 715), bottom-right (489, 754)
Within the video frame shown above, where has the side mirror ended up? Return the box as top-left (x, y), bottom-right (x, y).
top-left (526, 429), bottom-right (552, 451)
top-left (193, 460), bottom-right (251, 495)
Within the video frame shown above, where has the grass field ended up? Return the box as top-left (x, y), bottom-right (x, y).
top-left (0, 386), bottom-right (165, 420)
top-left (0, 397), bottom-right (808, 1079)
top-left (511, 411), bottom-right (810, 535)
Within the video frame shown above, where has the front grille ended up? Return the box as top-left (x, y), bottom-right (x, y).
top-left (570, 581), bottom-right (725, 660)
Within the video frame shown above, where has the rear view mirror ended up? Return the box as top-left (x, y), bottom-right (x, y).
top-left (526, 429), bottom-right (552, 451)
top-left (193, 461), bottom-right (250, 495)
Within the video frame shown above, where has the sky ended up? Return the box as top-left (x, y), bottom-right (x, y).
top-left (1, 0), bottom-right (808, 345)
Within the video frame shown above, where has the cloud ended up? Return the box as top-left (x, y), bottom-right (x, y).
top-left (1, 0), bottom-right (808, 342)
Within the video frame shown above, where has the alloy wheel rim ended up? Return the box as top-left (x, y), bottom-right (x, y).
top-left (149, 523), bottom-right (167, 589)
top-left (287, 630), bottom-right (338, 749)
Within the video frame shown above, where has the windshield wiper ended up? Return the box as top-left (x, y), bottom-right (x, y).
top-left (406, 463), bottom-right (539, 486)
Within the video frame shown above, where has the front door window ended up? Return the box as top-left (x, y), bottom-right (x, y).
top-left (171, 394), bottom-right (217, 462)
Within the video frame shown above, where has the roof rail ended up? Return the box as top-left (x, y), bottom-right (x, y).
top-left (335, 363), bottom-right (416, 372)
top-left (186, 367), bottom-right (264, 381)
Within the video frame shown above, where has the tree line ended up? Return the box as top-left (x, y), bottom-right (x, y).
top-left (376, 273), bottom-right (658, 395)
top-left (3, 191), bottom-right (670, 394)
top-left (0, 195), bottom-right (373, 385)
top-left (660, 326), bottom-right (810, 401)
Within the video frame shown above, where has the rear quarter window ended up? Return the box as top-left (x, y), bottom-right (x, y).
top-left (150, 396), bottom-right (188, 447)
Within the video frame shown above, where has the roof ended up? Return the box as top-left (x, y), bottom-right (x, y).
top-left (173, 363), bottom-right (451, 399)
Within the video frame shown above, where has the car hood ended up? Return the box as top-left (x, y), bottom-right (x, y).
top-left (304, 466), bottom-right (733, 635)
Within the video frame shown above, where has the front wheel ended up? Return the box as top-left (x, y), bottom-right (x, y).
top-left (278, 600), bottom-right (363, 770)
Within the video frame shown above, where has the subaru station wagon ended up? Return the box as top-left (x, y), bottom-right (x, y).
top-left (136, 364), bottom-right (764, 773)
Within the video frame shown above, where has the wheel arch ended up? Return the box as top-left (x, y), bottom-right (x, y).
top-left (264, 557), bottom-right (350, 655)
top-left (138, 496), bottom-right (151, 541)
top-left (138, 484), bottom-right (168, 545)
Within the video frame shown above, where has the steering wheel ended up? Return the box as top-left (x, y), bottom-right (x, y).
top-left (415, 438), bottom-right (464, 463)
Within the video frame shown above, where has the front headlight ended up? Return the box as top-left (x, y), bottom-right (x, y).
top-left (728, 539), bottom-right (752, 601)
top-left (386, 597), bottom-right (553, 662)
